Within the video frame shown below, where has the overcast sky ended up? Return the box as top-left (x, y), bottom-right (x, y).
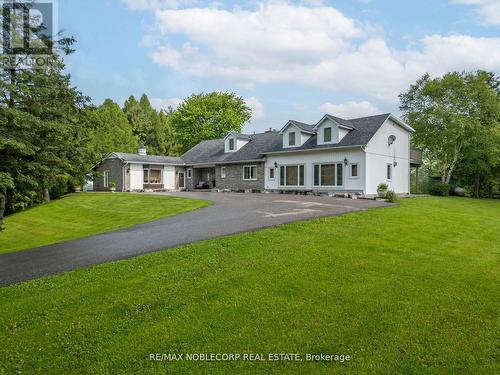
top-left (61, 0), bottom-right (500, 132)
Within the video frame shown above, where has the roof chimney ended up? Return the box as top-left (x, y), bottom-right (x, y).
top-left (138, 145), bottom-right (147, 156)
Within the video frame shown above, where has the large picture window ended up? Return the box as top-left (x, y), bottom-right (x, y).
top-left (279, 165), bottom-right (304, 187)
top-left (313, 163), bottom-right (343, 187)
top-left (243, 165), bottom-right (257, 180)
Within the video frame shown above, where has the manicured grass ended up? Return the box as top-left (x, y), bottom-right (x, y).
top-left (0, 197), bottom-right (498, 374)
top-left (0, 193), bottom-right (210, 254)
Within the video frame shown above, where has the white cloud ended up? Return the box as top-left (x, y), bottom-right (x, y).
top-left (244, 97), bottom-right (265, 121)
top-left (451, 0), bottom-right (500, 25)
top-left (319, 101), bottom-right (381, 118)
top-left (150, 97), bottom-right (183, 110)
top-left (139, 2), bottom-right (500, 103)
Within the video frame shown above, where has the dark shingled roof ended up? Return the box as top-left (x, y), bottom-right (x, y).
top-left (113, 152), bottom-right (184, 165)
top-left (288, 120), bottom-right (315, 133)
top-left (108, 113), bottom-right (392, 166)
top-left (181, 131), bottom-right (282, 165)
top-left (265, 113), bottom-right (390, 153)
top-left (228, 131), bottom-right (251, 140)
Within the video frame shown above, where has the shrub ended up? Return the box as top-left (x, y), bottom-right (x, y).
top-left (377, 183), bottom-right (388, 191)
top-left (109, 181), bottom-right (117, 189)
top-left (385, 190), bottom-right (398, 202)
top-left (429, 182), bottom-right (450, 196)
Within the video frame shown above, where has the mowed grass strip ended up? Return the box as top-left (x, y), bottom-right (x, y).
top-left (0, 193), bottom-right (211, 254)
top-left (0, 197), bottom-right (498, 374)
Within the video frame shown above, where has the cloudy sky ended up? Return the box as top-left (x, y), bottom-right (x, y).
top-left (61, 0), bottom-right (500, 132)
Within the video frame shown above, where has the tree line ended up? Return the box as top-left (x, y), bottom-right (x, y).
top-left (0, 54), bottom-right (250, 228)
top-left (400, 71), bottom-right (500, 198)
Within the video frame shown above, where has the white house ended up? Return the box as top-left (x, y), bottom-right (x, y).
top-left (93, 113), bottom-right (420, 196)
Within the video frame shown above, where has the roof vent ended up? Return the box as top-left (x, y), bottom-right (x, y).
top-left (138, 145), bottom-right (147, 156)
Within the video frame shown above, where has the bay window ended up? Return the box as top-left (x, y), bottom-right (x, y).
top-left (143, 168), bottom-right (162, 184)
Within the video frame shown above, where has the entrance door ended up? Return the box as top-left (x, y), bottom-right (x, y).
top-left (178, 172), bottom-right (185, 189)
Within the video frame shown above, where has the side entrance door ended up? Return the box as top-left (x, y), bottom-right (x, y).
top-left (178, 172), bottom-right (185, 189)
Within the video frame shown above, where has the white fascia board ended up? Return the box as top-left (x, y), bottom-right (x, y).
top-left (389, 114), bottom-right (415, 133)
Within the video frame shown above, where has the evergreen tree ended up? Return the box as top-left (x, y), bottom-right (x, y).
top-left (92, 99), bottom-right (138, 156)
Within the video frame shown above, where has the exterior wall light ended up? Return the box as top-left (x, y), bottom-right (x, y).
top-left (274, 162), bottom-right (278, 168)
top-left (344, 158), bottom-right (348, 166)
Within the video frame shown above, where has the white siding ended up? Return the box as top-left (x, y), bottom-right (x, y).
top-left (237, 138), bottom-right (249, 149)
top-left (316, 118), bottom-right (338, 145)
top-left (316, 118), bottom-right (349, 145)
top-left (282, 124), bottom-right (312, 148)
top-left (163, 166), bottom-right (175, 190)
top-left (364, 118), bottom-right (411, 195)
top-left (224, 135), bottom-right (249, 153)
top-left (338, 128), bottom-right (349, 142)
top-left (265, 148), bottom-right (365, 192)
top-left (130, 163), bottom-right (143, 190)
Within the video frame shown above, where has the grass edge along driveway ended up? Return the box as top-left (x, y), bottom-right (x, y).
top-left (0, 197), bottom-right (498, 374)
top-left (0, 193), bottom-right (211, 254)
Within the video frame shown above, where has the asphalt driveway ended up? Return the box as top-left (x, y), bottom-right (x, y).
top-left (0, 192), bottom-right (389, 286)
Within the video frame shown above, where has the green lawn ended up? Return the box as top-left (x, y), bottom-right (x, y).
top-left (0, 193), bottom-right (210, 254)
top-left (0, 197), bottom-right (498, 374)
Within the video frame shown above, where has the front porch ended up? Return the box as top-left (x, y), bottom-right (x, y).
top-left (193, 166), bottom-right (216, 190)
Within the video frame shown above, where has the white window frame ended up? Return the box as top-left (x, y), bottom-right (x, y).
top-left (387, 164), bottom-right (392, 181)
top-left (187, 168), bottom-right (192, 179)
top-left (242, 165), bottom-right (257, 181)
top-left (143, 168), bottom-right (163, 184)
top-left (103, 170), bottom-right (110, 188)
top-left (279, 164), bottom-right (305, 187)
top-left (324, 127), bottom-right (332, 143)
top-left (288, 131), bottom-right (296, 146)
top-left (228, 138), bottom-right (235, 151)
top-left (149, 168), bottom-right (163, 184)
top-left (178, 172), bottom-right (185, 188)
top-left (221, 166), bottom-right (226, 179)
top-left (268, 167), bottom-right (275, 180)
top-left (350, 163), bottom-right (359, 179)
top-left (313, 163), bottom-right (344, 187)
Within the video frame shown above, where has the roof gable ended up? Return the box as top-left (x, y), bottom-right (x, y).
top-left (279, 120), bottom-right (315, 135)
top-left (314, 114), bottom-right (354, 130)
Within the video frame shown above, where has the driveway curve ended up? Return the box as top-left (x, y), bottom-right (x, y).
top-left (0, 192), bottom-right (389, 286)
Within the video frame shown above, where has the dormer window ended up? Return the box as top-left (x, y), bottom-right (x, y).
top-left (229, 138), bottom-right (235, 150)
top-left (289, 132), bottom-right (296, 146)
top-left (324, 127), bottom-right (332, 142)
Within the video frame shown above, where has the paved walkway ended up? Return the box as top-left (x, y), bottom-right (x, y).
top-left (0, 192), bottom-right (389, 286)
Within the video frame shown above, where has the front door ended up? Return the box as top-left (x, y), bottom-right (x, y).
top-left (178, 172), bottom-right (185, 189)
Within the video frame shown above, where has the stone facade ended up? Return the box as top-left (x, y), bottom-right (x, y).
top-left (214, 163), bottom-right (265, 191)
top-left (93, 157), bottom-right (124, 191)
